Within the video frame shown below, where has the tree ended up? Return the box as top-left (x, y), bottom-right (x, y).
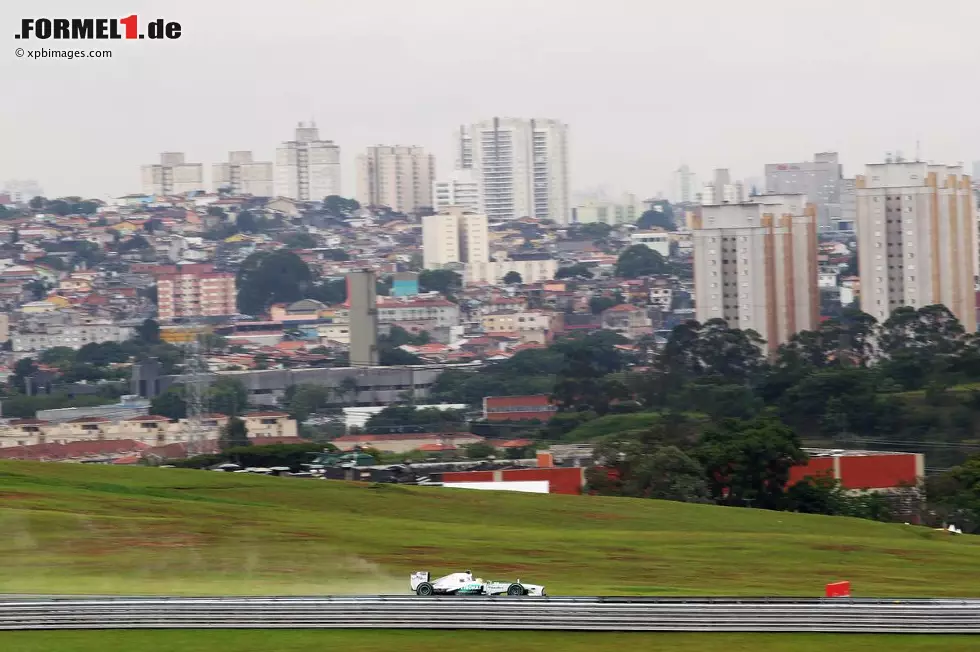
top-left (615, 244), bottom-right (667, 278)
top-left (236, 250), bottom-right (314, 315)
top-left (379, 347), bottom-right (424, 366)
top-left (418, 269), bottom-right (462, 296)
top-left (137, 319), bottom-right (161, 345)
top-left (236, 210), bottom-right (259, 233)
top-left (208, 377), bottom-right (249, 416)
top-left (10, 358), bottom-right (38, 393)
top-left (551, 332), bottom-right (632, 415)
top-left (569, 223), bottom-right (613, 241)
top-left (696, 416), bottom-right (807, 509)
top-left (39, 346), bottom-right (77, 368)
top-left (283, 383), bottom-right (333, 422)
top-left (336, 377), bottom-right (360, 406)
top-left (207, 205), bottom-right (227, 218)
top-left (28, 196), bottom-right (46, 211)
top-left (636, 202), bottom-right (674, 230)
top-left (503, 271), bottom-right (523, 285)
top-left (324, 248), bottom-right (350, 262)
top-left (280, 232), bottom-right (317, 249)
top-left (465, 441), bottom-right (497, 459)
top-left (555, 263), bottom-right (593, 280)
top-left (118, 234), bottom-right (151, 252)
top-left (151, 385), bottom-right (187, 420)
top-left (589, 295), bottom-right (622, 315)
top-left (307, 278), bottom-right (347, 305)
top-left (590, 414), bottom-right (708, 501)
top-left (322, 195), bottom-right (360, 217)
top-left (219, 416), bottom-right (250, 450)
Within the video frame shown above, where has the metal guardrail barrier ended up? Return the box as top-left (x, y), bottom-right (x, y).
top-left (1, 596), bottom-right (979, 632)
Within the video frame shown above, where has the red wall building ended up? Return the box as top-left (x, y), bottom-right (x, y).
top-left (483, 395), bottom-right (557, 422)
top-left (788, 449), bottom-right (924, 490)
top-left (442, 467), bottom-right (586, 495)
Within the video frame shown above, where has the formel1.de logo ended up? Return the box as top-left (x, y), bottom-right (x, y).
top-left (15, 16), bottom-right (182, 40)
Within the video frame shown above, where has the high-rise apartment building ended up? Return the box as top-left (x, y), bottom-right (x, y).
top-left (274, 122), bottom-right (341, 201)
top-left (699, 168), bottom-right (745, 205)
top-left (141, 153), bottom-right (204, 196)
top-left (422, 207), bottom-right (489, 269)
top-left (347, 270), bottom-right (379, 367)
top-left (855, 162), bottom-right (975, 330)
top-left (455, 125), bottom-right (473, 169)
top-left (1, 179), bottom-right (44, 204)
top-left (423, 207), bottom-right (557, 285)
top-left (212, 151), bottom-right (274, 196)
top-left (692, 194), bottom-right (818, 352)
top-left (571, 193), bottom-right (644, 225)
top-left (671, 165), bottom-right (699, 205)
top-left (156, 264), bottom-right (237, 322)
top-left (355, 145), bottom-right (435, 214)
top-left (433, 168), bottom-right (480, 214)
top-left (456, 117), bottom-right (570, 223)
top-left (765, 152), bottom-right (843, 230)
top-left (838, 178), bottom-right (857, 232)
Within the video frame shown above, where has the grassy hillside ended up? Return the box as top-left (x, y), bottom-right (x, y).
top-left (1, 461), bottom-right (979, 597)
top-left (3, 631), bottom-right (979, 652)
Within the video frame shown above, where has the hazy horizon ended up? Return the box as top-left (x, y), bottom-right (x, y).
top-left (2, 0), bottom-right (978, 200)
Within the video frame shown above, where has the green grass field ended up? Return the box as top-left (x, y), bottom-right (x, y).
top-left (2, 630), bottom-right (979, 652)
top-left (1, 460), bottom-right (978, 597)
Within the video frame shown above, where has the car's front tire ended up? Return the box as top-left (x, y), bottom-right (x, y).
top-left (506, 583), bottom-right (525, 596)
top-left (416, 582), bottom-right (434, 596)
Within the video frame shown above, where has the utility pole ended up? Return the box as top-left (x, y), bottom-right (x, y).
top-left (183, 334), bottom-right (211, 455)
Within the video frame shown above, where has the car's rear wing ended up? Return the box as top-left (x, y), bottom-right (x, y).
top-left (410, 571), bottom-right (430, 590)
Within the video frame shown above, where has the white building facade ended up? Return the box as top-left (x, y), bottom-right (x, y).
top-left (275, 123), bottom-right (341, 201)
top-left (355, 145), bottom-right (435, 214)
top-left (855, 162), bottom-right (975, 329)
top-left (141, 152), bottom-right (204, 196)
top-left (212, 151), bottom-right (274, 196)
top-left (571, 193), bottom-right (644, 225)
top-left (629, 230), bottom-right (670, 258)
top-left (457, 117), bottom-right (570, 223)
top-left (422, 207), bottom-right (489, 269)
top-left (433, 168), bottom-right (480, 213)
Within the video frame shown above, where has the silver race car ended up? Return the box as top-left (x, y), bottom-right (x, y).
top-left (410, 570), bottom-right (545, 596)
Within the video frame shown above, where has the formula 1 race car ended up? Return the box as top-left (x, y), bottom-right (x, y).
top-left (410, 570), bottom-right (545, 597)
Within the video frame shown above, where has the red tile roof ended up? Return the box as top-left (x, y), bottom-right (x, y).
top-left (418, 443), bottom-right (458, 452)
top-left (0, 439), bottom-right (149, 461)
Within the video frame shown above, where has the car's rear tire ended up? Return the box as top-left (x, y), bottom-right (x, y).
top-left (506, 583), bottom-right (525, 596)
top-left (416, 582), bottom-right (434, 596)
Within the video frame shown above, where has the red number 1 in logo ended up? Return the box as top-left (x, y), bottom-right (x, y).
top-left (120, 14), bottom-right (138, 39)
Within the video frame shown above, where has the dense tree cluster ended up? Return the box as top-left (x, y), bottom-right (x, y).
top-left (150, 377), bottom-right (250, 420)
top-left (429, 303), bottom-right (980, 525)
top-left (614, 244), bottom-right (667, 278)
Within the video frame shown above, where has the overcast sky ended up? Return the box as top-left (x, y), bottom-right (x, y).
top-left (2, 0), bottom-right (978, 201)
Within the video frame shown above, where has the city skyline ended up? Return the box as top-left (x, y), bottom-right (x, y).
top-left (2, 0), bottom-right (978, 200)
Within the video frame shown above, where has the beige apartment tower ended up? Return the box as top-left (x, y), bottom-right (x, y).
top-left (213, 151), bottom-right (274, 196)
top-left (421, 207), bottom-right (489, 269)
top-left (356, 146), bottom-right (435, 214)
top-left (692, 194), bottom-right (818, 352)
top-left (855, 162), bottom-right (975, 330)
top-left (141, 152), bottom-right (204, 196)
